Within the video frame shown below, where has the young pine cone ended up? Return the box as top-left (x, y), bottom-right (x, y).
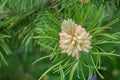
top-left (80, 0), bottom-right (89, 3)
top-left (59, 19), bottom-right (92, 59)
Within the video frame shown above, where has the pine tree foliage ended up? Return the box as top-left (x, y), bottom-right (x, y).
top-left (0, 0), bottom-right (120, 80)
top-left (0, 0), bottom-right (49, 66)
top-left (32, 0), bottom-right (120, 80)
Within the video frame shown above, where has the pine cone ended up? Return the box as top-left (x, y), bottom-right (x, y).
top-left (80, 0), bottom-right (89, 3)
top-left (59, 19), bottom-right (92, 59)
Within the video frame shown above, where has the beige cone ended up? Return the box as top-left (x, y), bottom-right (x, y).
top-left (80, 0), bottom-right (89, 3)
top-left (59, 19), bottom-right (92, 59)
